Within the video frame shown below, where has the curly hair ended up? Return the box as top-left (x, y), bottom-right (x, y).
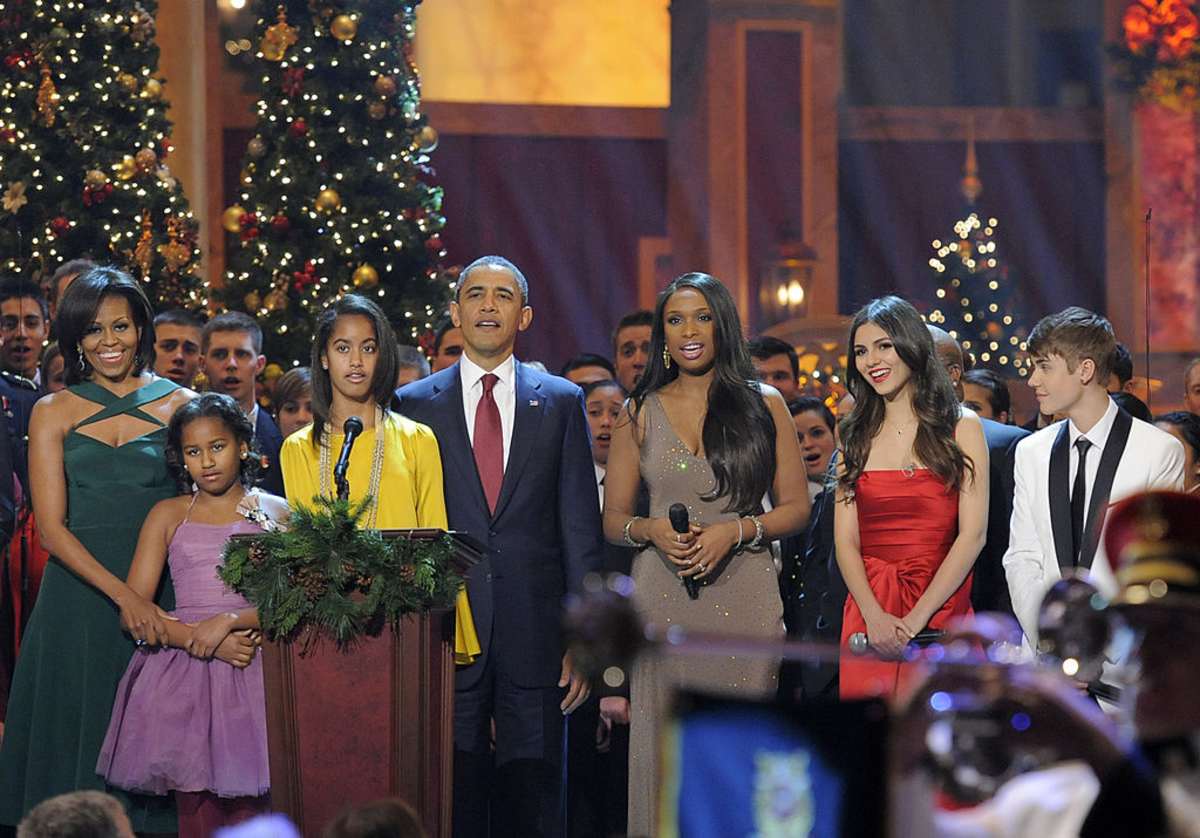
top-left (838, 295), bottom-right (973, 496)
top-left (165, 393), bottom-right (259, 492)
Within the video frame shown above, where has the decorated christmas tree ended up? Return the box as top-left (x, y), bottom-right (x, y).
top-left (0, 1), bottom-right (203, 308)
top-left (219, 0), bottom-right (450, 363)
top-left (927, 133), bottom-right (1029, 376)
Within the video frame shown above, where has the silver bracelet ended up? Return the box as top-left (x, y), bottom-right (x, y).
top-left (748, 515), bottom-right (765, 550)
top-left (623, 516), bottom-right (646, 547)
top-left (733, 518), bottom-right (745, 552)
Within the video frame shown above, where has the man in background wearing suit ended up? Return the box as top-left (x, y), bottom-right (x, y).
top-left (929, 326), bottom-right (1028, 616)
top-left (200, 313), bottom-right (284, 496)
top-left (1004, 308), bottom-right (1184, 651)
top-left (396, 256), bottom-right (604, 838)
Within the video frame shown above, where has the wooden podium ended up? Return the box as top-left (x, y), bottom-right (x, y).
top-left (258, 530), bottom-right (483, 837)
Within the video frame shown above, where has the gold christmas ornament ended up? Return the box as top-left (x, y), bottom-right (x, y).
top-left (373, 75), bottom-right (397, 97)
top-left (264, 288), bottom-right (288, 312)
top-left (116, 72), bottom-right (138, 93)
top-left (415, 124), bottom-right (439, 153)
top-left (246, 137), bottom-right (266, 158)
top-left (222, 205), bottom-right (247, 233)
top-left (264, 362), bottom-right (284, 381)
top-left (330, 14), bottom-right (358, 41)
top-left (85, 169), bottom-right (108, 188)
top-left (352, 264), bottom-right (379, 288)
top-left (134, 148), bottom-right (157, 173)
top-left (314, 188), bottom-right (341, 212)
top-left (192, 369), bottom-right (210, 391)
top-left (132, 210), bottom-right (154, 277)
top-left (261, 5), bottom-right (299, 61)
top-left (367, 100), bottom-right (387, 120)
top-left (141, 77), bottom-right (162, 100)
top-left (157, 216), bottom-right (192, 272)
top-left (36, 66), bottom-right (60, 127)
top-left (115, 156), bottom-right (138, 181)
top-left (244, 290), bottom-right (262, 310)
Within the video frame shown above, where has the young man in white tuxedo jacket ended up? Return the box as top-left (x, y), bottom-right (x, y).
top-left (1003, 307), bottom-right (1184, 651)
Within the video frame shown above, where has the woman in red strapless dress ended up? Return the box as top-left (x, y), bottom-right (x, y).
top-left (834, 297), bottom-right (989, 700)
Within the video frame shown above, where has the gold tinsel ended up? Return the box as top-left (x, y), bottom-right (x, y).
top-left (36, 66), bottom-right (60, 127)
top-left (131, 211), bottom-right (154, 277)
top-left (157, 216), bottom-right (191, 272)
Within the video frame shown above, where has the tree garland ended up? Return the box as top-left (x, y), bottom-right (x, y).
top-left (219, 495), bottom-right (461, 647)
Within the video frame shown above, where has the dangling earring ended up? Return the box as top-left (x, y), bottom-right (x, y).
top-left (662, 346), bottom-right (672, 369)
top-left (76, 345), bottom-right (86, 373)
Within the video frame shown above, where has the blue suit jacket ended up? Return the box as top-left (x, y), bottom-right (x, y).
top-left (253, 408), bottom-right (285, 497)
top-left (395, 361), bottom-right (604, 689)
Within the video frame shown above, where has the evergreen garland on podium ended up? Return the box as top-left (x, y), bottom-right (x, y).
top-left (219, 496), bottom-right (461, 647)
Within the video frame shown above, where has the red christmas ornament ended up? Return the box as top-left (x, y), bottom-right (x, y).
top-left (240, 226), bottom-right (260, 242)
top-left (50, 216), bottom-right (70, 236)
top-left (289, 118), bottom-right (308, 138)
top-left (271, 213), bottom-right (290, 233)
top-left (425, 235), bottom-right (444, 253)
top-left (239, 211), bottom-right (259, 229)
top-left (159, 137), bottom-right (172, 158)
top-left (0, 128), bottom-right (15, 143)
top-left (282, 67), bottom-right (304, 97)
top-left (82, 183), bottom-right (114, 207)
top-left (291, 259), bottom-right (318, 292)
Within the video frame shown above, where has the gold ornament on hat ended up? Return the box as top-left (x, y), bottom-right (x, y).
top-left (261, 5), bottom-right (299, 61)
top-left (36, 66), bottom-right (60, 127)
top-left (314, 188), bottom-right (341, 213)
top-left (415, 124), bottom-right (439, 153)
top-left (352, 264), bottom-right (379, 288)
top-left (244, 290), bottom-right (262, 310)
top-left (157, 215), bottom-right (192, 272)
top-left (222, 205), bottom-right (247, 233)
top-left (140, 77), bottom-right (162, 100)
top-left (330, 14), bottom-right (358, 41)
top-left (134, 147), bottom-right (157, 173)
top-left (115, 155), bottom-right (138, 181)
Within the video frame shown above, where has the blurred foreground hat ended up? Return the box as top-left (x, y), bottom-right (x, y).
top-left (1104, 490), bottom-right (1200, 611)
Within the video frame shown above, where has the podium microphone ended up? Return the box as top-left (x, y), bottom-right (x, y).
top-left (334, 416), bottom-right (364, 500)
top-left (669, 503), bottom-right (699, 600)
top-left (848, 629), bottom-right (945, 656)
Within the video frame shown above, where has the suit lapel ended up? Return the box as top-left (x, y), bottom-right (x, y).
top-left (1049, 422), bottom-right (1075, 571)
top-left (491, 362), bottom-right (544, 522)
top-left (1078, 408), bottom-right (1133, 570)
top-left (432, 369), bottom-right (490, 513)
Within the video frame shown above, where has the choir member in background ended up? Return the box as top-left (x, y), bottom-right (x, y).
top-left (603, 272), bottom-right (808, 834)
top-left (272, 366), bottom-right (313, 441)
top-left (611, 310), bottom-right (652, 393)
top-left (1154, 411), bottom-right (1200, 493)
top-left (749, 335), bottom-right (801, 402)
top-left (836, 296), bottom-right (987, 700)
top-left (0, 266), bottom-right (194, 832)
top-left (152, 309), bottom-right (204, 389)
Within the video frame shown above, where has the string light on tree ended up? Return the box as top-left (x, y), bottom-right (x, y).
top-left (221, 0), bottom-right (451, 360)
top-left (0, 0), bottom-right (204, 308)
top-left (927, 123), bottom-right (1030, 376)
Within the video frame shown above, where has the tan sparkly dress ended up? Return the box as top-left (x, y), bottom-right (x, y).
top-left (626, 394), bottom-right (784, 836)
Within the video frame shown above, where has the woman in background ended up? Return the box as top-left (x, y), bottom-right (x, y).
top-left (1154, 411), bottom-right (1200, 493)
top-left (835, 295), bottom-right (987, 700)
top-left (273, 366), bottom-right (313, 440)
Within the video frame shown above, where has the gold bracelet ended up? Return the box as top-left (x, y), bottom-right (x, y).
top-left (623, 516), bottom-right (646, 547)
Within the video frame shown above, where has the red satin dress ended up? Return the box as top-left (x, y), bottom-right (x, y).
top-left (840, 469), bottom-right (972, 700)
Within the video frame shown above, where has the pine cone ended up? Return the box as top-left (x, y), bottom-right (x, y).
top-left (294, 567), bottom-right (328, 599)
top-left (398, 565), bottom-right (415, 583)
top-left (248, 541), bottom-right (269, 566)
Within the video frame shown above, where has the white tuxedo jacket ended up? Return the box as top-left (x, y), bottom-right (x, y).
top-left (1003, 407), bottom-right (1184, 648)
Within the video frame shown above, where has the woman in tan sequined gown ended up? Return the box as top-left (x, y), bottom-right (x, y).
top-left (602, 273), bottom-right (810, 836)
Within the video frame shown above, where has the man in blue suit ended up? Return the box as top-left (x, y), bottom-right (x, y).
top-left (396, 256), bottom-right (604, 838)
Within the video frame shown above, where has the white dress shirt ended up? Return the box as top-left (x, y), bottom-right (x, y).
top-left (1067, 397), bottom-right (1119, 513)
top-left (459, 352), bottom-right (516, 468)
top-left (595, 462), bottom-right (606, 511)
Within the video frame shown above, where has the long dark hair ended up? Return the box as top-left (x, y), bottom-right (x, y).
top-left (56, 266), bottom-right (156, 386)
top-left (629, 273), bottom-right (775, 513)
top-left (310, 295), bottom-right (400, 447)
top-left (838, 295), bottom-right (972, 496)
top-left (165, 393), bottom-right (259, 492)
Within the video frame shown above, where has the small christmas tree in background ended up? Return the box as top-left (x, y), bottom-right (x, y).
top-left (0, 1), bottom-right (203, 308)
top-left (927, 129), bottom-right (1029, 376)
top-left (219, 0), bottom-right (450, 363)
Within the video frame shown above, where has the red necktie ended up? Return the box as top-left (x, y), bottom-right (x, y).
top-left (473, 373), bottom-right (504, 513)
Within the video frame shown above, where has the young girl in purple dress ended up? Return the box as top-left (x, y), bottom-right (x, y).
top-left (96, 393), bottom-right (290, 838)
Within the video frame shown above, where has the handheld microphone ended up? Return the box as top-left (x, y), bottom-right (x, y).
top-left (848, 629), bottom-right (945, 656)
top-left (669, 503), bottom-right (699, 600)
top-left (333, 416), bottom-right (364, 500)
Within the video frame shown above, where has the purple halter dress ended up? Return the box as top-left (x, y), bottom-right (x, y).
top-left (96, 518), bottom-right (269, 798)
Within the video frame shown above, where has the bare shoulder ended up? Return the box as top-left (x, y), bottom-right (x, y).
top-left (166, 387), bottom-right (198, 411)
top-left (31, 388), bottom-right (80, 432)
top-left (757, 383), bottom-right (791, 417)
top-left (149, 494), bottom-right (190, 524)
top-left (954, 407), bottom-right (985, 439)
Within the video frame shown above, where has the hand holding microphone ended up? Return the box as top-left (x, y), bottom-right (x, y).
top-left (670, 503), bottom-right (701, 600)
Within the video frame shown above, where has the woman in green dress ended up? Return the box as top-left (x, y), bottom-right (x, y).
top-left (0, 267), bottom-right (199, 831)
